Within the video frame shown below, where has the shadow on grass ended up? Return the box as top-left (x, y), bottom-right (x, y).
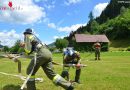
top-left (3, 84), bottom-right (26, 90)
top-left (3, 84), bottom-right (40, 90)
top-left (0, 56), bottom-right (5, 59)
top-left (88, 59), bottom-right (96, 61)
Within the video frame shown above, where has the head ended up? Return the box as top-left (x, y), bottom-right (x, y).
top-left (23, 28), bottom-right (33, 54)
top-left (96, 40), bottom-right (99, 43)
top-left (66, 48), bottom-right (69, 51)
top-left (23, 28), bottom-right (33, 35)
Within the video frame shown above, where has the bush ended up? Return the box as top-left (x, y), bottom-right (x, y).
top-left (126, 47), bottom-right (130, 51)
top-left (101, 43), bottom-right (109, 51)
top-left (118, 48), bottom-right (125, 51)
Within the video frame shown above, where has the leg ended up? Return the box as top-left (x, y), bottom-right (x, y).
top-left (97, 50), bottom-right (100, 60)
top-left (75, 68), bottom-right (81, 84)
top-left (42, 61), bottom-right (73, 90)
top-left (95, 51), bottom-right (97, 60)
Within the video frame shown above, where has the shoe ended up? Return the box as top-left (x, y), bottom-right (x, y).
top-left (35, 78), bottom-right (43, 82)
top-left (66, 85), bottom-right (74, 90)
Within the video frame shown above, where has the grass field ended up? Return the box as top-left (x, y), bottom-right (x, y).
top-left (0, 52), bottom-right (130, 90)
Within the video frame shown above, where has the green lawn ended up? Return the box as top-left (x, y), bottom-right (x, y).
top-left (0, 52), bottom-right (130, 90)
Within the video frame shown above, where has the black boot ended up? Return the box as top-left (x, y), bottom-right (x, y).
top-left (66, 85), bottom-right (74, 90)
top-left (75, 69), bottom-right (81, 84)
top-left (61, 71), bottom-right (69, 80)
top-left (27, 81), bottom-right (36, 90)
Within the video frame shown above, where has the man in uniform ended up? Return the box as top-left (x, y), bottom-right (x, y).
top-left (61, 48), bottom-right (81, 84)
top-left (93, 41), bottom-right (101, 60)
top-left (20, 28), bottom-right (74, 90)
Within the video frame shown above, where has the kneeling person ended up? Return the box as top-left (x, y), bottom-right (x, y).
top-left (61, 48), bottom-right (81, 84)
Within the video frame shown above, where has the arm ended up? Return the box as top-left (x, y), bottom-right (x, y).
top-left (74, 52), bottom-right (83, 69)
top-left (29, 39), bottom-right (38, 54)
top-left (27, 36), bottom-right (38, 55)
top-left (76, 52), bottom-right (81, 64)
top-left (99, 43), bottom-right (101, 49)
top-left (93, 43), bottom-right (95, 50)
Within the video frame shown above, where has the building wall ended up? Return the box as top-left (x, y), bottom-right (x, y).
top-left (74, 42), bottom-right (109, 52)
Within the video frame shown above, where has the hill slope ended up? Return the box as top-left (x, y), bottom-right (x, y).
top-left (67, 0), bottom-right (130, 49)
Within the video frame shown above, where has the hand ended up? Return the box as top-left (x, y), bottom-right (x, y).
top-left (20, 42), bottom-right (25, 47)
top-left (76, 63), bottom-right (81, 69)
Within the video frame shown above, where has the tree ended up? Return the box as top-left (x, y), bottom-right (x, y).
top-left (10, 40), bottom-right (21, 53)
top-left (55, 38), bottom-right (69, 51)
top-left (18, 48), bottom-right (24, 53)
top-left (3, 46), bottom-right (9, 52)
top-left (88, 11), bottom-right (94, 22)
top-left (87, 11), bottom-right (94, 34)
top-left (120, 6), bottom-right (126, 15)
top-left (91, 20), bottom-right (99, 34)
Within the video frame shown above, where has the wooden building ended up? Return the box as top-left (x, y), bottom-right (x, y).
top-left (70, 34), bottom-right (109, 51)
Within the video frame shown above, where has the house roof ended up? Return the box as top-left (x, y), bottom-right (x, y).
top-left (75, 34), bottom-right (109, 42)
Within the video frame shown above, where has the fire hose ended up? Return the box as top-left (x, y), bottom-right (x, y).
top-left (0, 53), bottom-right (43, 90)
top-left (20, 52), bottom-right (37, 90)
top-left (52, 61), bottom-right (87, 68)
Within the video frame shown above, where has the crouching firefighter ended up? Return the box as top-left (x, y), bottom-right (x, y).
top-left (61, 48), bottom-right (81, 84)
top-left (20, 28), bottom-right (74, 90)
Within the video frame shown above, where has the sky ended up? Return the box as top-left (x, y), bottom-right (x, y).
top-left (0, 0), bottom-right (110, 47)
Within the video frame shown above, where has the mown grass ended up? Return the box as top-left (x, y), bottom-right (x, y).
top-left (0, 52), bottom-right (130, 90)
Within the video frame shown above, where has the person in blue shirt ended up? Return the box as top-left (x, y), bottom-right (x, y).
top-left (61, 47), bottom-right (81, 84)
